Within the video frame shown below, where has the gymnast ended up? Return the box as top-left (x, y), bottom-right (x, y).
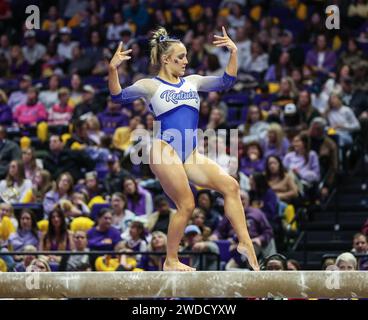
top-left (108, 26), bottom-right (259, 271)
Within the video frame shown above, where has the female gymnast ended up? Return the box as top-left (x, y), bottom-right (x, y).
top-left (108, 26), bottom-right (259, 271)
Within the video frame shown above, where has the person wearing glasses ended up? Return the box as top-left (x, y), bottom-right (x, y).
top-left (59, 230), bottom-right (91, 271)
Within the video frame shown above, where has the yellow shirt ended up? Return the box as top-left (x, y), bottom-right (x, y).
top-left (113, 127), bottom-right (132, 151)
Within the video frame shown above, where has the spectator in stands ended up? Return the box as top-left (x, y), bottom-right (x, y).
top-left (182, 225), bottom-right (220, 271)
top-left (69, 192), bottom-right (90, 217)
top-left (190, 208), bottom-right (212, 241)
top-left (262, 123), bottom-right (290, 159)
top-left (0, 126), bottom-right (21, 179)
top-left (13, 245), bottom-right (37, 272)
top-left (269, 29), bottom-right (305, 68)
top-left (85, 31), bottom-right (104, 66)
top-left (97, 97), bottom-right (129, 135)
top-left (103, 154), bottom-right (130, 194)
top-left (59, 230), bottom-right (91, 271)
top-left (27, 257), bottom-right (51, 272)
top-left (68, 44), bottom-right (94, 76)
top-left (283, 132), bottom-right (320, 191)
top-left (122, 220), bottom-right (148, 263)
top-left (287, 259), bottom-right (301, 270)
top-left (274, 76), bottom-right (299, 109)
top-left (207, 92), bottom-right (228, 116)
top-left (339, 37), bottom-right (365, 69)
top-left (239, 105), bottom-right (269, 144)
top-left (28, 169), bottom-right (52, 203)
top-left (76, 171), bottom-right (102, 202)
top-left (297, 90), bottom-right (321, 130)
top-left (196, 190), bottom-right (221, 231)
top-left (131, 98), bottom-right (149, 120)
top-left (42, 5), bottom-right (64, 32)
top-left (22, 147), bottom-right (42, 184)
top-left (43, 172), bottom-right (74, 216)
top-left (240, 40), bottom-right (269, 74)
top-left (111, 192), bottom-right (135, 235)
top-left (123, 176), bottom-right (153, 216)
top-left (8, 75), bottom-right (32, 111)
top-left (0, 203), bottom-right (17, 229)
top-left (240, 141), bottom-right (265, 177)
top-left (13, 87), bottom-right (48, 127)
top-left (57, 27), bottom-right (78, 65)
top-left (65, 119), bottom-right (96, 149)
top-left (0, 89), bottom-right (12, 126)
top-left (249, 172), bottom-right (278, 224)
top-left (40, 207), bottom-right (73, 251)
top-left (206, 107), bottom-right (232, 147)
top-left (138, 231), bottom-right (166, 271)
top-left (335, 252), bottom-right (357, 271)
top-left (308, 117), bottom-right (338, 199)
top-left (21, 30), bottom-right (46, 77)
top-left (39, 74), bottom-right (60, 110)
top-left (113, 115), bottom-right (141, 152)
top-left (326, 91), bottom-right (360, 147)
top-left (128, 42), bottom-right (149, 75)
top-left (48, 87), bottom-right (73, 126)
top-left (0, 160), bottom-right (32, 203)
top-left (43, 135), bottom-right (94, 181)
top-left (264, 254), bottom-right (288, 271)
top-left (86, 115), bottom-right (104, 146)
top-left (352, 233), bottom-right (368, 254)
top-left (265, 51), bottom-right (293, 83)
top-left (106, 12), bottom-right (131, 42)
top-left (68, 73), bottom-right (83, 108)
top-left (266, 155), bottom-right (299, 203)
top-left (305, 34), bottom-right (337, 76)
top-left (9, 46), bottom-right (29, 79)
top-left (146, 195), bottom-right (175, 234)
top-left (9, 209), bottom-right (39, 251)
top-left (87, 208), bottom-right (122, 251)
top-left (72, 85), bottom-right (101, 121)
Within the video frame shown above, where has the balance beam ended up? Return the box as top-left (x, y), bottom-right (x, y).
top-left (0, 271), bottom-right (367, 299)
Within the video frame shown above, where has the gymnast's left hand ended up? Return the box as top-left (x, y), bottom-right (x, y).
top-left (213, 26), bottom-right (237, 54)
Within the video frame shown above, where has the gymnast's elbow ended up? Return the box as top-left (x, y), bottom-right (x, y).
top-left (222, 72), bottom-right (237, 91)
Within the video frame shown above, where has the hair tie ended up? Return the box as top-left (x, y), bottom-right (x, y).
top-left (158, 35), bottom-right (168, 43)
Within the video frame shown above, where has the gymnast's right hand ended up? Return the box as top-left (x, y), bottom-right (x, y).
top-left (109, 41), bottom-right (132, 69)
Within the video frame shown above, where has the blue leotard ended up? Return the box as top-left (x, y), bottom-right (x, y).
top-left (111, 72), bottom-right (236, 162)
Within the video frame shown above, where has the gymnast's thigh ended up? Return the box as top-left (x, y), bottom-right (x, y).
top-left (183, 150), bottom-right (235, 192)
top-left (149, 139), bottom-right (193, 204)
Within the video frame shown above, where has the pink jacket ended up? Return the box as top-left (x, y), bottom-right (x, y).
top-left (14, 103), bottom-right (48, 125)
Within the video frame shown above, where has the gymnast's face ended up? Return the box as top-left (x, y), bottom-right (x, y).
top-left (163, 42), bottom-right (188, 77)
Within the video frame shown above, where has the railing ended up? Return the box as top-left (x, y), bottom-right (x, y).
top-left (0, 250), bottom-right (221, 271)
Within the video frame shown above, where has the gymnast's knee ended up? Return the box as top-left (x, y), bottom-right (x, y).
top-left (176, 198), bottom-right (195, 217)
top-left (222, 177), bottom-right (240, 196)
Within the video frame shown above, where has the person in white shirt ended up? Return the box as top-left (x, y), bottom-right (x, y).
top-left (22, 30), bottom-right (46, 66)
top-left (0, 160), bottom-right (32, 203)
top-left (57, 27), bottom-right (78, 62)
top-left (326, 91), bottom-right (360, 146)
top-left (241, 40), bottom-right (269, 74)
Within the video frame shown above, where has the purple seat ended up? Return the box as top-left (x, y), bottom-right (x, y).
top-left (214, 240), bottom-right (231, 263)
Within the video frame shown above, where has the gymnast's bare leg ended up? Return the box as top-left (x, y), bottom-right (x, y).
top-left (149, 139), bottom-right (196, 271)
top-left (184, 150), bottom-right (260, 271)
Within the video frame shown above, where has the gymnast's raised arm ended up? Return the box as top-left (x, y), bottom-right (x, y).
top-left (185, 26), bottom-right (238, 92)
top-left (108, 42), bottom-right (149, 104)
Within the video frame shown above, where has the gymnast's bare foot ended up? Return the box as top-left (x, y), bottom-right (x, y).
top-left (163, 259), bottom-right (196, 271)
top-left (237, 243), bottom-right (260, 271)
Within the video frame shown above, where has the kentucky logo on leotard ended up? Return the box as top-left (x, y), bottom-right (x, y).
top-left (160, 89), bottom-right (199, 104)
